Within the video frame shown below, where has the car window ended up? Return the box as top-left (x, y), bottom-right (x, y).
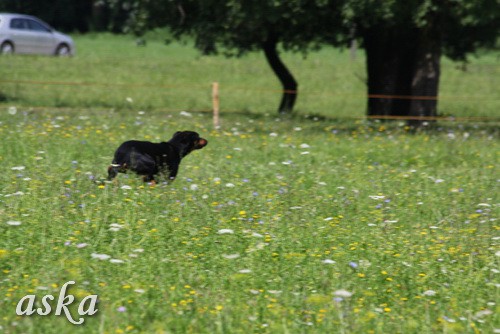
top-left (10, 18), bottom-right (29, 30)
top-left (26, 19), bottom-right (51, 32)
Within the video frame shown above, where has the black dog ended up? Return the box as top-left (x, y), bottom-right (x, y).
top-left (108, 131), bottom-right (207, 183)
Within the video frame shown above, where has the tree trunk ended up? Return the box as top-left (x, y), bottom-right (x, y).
top-left (262, 35), bottom-right (298, 114)
top-left (364, 27), bottom-right (415, 118)
top-left (408, 28), bottom-right (441, 127)
top-left (363, 26), bottom-right (441, 124)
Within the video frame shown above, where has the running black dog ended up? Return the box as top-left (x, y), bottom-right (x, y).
top-left (108, 131), bottom-right (207, 183)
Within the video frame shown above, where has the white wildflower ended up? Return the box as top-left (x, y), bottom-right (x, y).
top-left (222, 254), bottom-right (240, 259)
top-left (322, 259), bottom-right (336, 264)
top-left (334, 289), bottom-right (353, 298)
top-left (369, 195), bottom-right (385, 200)
top-left (179, 111), bottom-right (192, 117)
top-left (217, 229), bottom-right (234, 234)
top-left (91, 253), bottom-right (111, 260)
top-left (109, 259), bottom-right (125, 264)
top-left (6, 221), bottom-right (22, 226)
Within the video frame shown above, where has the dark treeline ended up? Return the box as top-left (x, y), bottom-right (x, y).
top-left (0, 0), bottom-right (128, 33)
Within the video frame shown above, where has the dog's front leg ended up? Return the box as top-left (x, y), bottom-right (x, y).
top-left (167, 163), bottom-right (179, 183)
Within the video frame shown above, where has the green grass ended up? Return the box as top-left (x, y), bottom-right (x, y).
top-left (0, 33), bottom-right (499, 333)
top-left (0, 108), bottom-right (498, 333)
top-left (0, 33), bottom-right (498, 118)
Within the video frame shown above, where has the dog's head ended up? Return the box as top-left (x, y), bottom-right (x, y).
top-left (170, 131), bottom-right (208, 157)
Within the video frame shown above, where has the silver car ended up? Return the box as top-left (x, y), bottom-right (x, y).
top-left (0, 13), bottom-right (75, 56)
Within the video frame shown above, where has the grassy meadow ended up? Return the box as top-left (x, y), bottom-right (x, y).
top-left (0, 33), bottom-right (499, 117)
top-left (0, 34), bottom-right (499, 333)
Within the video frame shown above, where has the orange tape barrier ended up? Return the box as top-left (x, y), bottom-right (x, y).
top-left (1, 79), bottom-right (499, 122)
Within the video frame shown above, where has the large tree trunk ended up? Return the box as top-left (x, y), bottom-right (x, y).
top-left (363, 26), bottom-right (441, 125)
top-left (364, 26), bottom-right (416, 118)
top-left (262, 35), bottom-right (298, 114)
top-left (408, 28), bottom-right (441, 127)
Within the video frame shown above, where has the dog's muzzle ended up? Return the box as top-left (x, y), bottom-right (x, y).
top-left (196, 138), bottom-right (208, 149)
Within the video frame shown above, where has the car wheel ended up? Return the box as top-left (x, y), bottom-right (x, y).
top-left (1, 42), bottom-right (14, 55)
top-left (55, 44), bottom-right (70, 56)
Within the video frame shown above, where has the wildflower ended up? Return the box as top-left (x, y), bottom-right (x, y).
top-left (117, 306), bottom-right (127, 312)
top-left (222, 254), bottom-right (240, 259)
top-left (11, 166), bottom-right (25, 171)
top-left (110, 259), bottom-right (125, 264)
top-left (217, 229), bottom-right (234, 235)
top-left (6, 220), bottom-right (22, 226)
top-left (190, 184), bottom-right (199, 191)
top-left (334, 290), bottom-right (353, 298)
top-left (121, 185), bottom-right (132, 190)
top-left (474, 309), bottom-right (493, 318)
top-left (238, 269), bottom-right (252, 274)
top-left (369, 195), bottom-right (385, 200)
top-left (422, 290), bottom-right (436, 296)
top-left (269, 132), bottom-right (278, 137)
top-left (225, 183), bottom-right (235, 188)
top-left (109, 224), bottom-right (123, 232)
top-left (76, 243), bottom-right (88, 248)
top-left (91, 253), bottom-right (111, 260)
top-left (349, 262), bottom-right (358, 269)
top-left (322, 259), bottom-right (336, 264)
top-left (299, 143), bottom-right (310, 148)
top-left (8, 106), bottom-right (17, 115)
top-left (442, 316), bottom-right (456, 323)
top-left (180, 111), bottom-right (192, 117)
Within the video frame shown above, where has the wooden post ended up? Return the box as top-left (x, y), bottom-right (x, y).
top-left (212, 82), bottom-right (220, 130)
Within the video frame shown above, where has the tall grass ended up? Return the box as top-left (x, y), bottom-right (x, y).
top-left (0, 105), bottom-right (498, 333)
top-left (0, 33), bottom-right (498, 118)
